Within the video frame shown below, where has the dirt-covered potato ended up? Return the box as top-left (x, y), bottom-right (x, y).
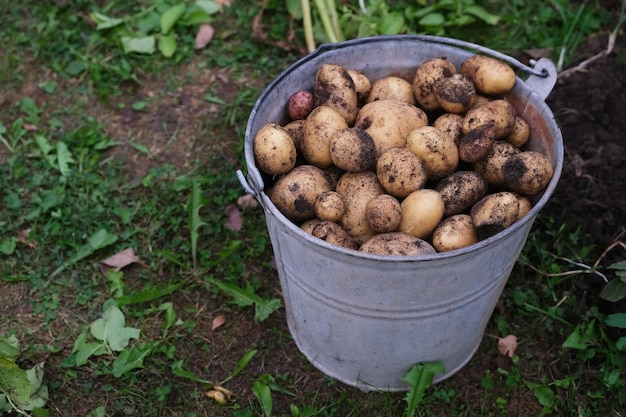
top-left (300, 218), bottom-right (322, 234)
top-left (347, 69), bottom-right (372, 103)
top-left (253, 123), bottom-right (297, 176)
top-left (366, 76), bottom-right (416, 105)
top-left (406, 126), bottom-right (459, 181)
top-left (432, 113), bottom-right (464, 145)
top-left (460, 55), bottom-right (516, 96)
top-left (315, 191), bottom-right (346, 222)
top-left (365, 194), bottom-right (402, 233)
top-left (269, 165), bottom-right (332, 222)
top-left (502, 151), bottom-right (554, 196)
top-left (376, 147), bottom-right (427, 198)
top-left (462, 99), bottom-right (516, 139)
top-left (354, 99), bottom-right (428, 157)
top-left (432, 214), bottom-right (478, 252)
top-left (286, 90), bottom-right (314, 120)
top-left (336, 171), bottom-right (383, 244)
top-left (399, 189), bottom-right (445, 239)
top-left (311, 221), bottom-right (358, 250)
top-left (504, 116), bottom-right (531, 148)
top-left (472, 140), bottom-right (521, 189)
top-left (283, 119), bottom-right (305, 153)
top-left (412, 57), bottom-right (457, 111)
top-left (516, 194), bottom-right (533, 220)
top-left (359, 232), bottom-right (436, 256)
top-left (435, 170), bottom-right (488, 217)
top-left (313, 63), bottom-right (358, 124)
top-left (329, 127), bottom-right (376, 172)
top-left (458, 123), bottom-right (497, 163)
top-left (470, 191), bottom-right (520, 240)
top-left (433, 73), bottom-right (475, 114)
top-left (301, 106), bottom-right (349, 168)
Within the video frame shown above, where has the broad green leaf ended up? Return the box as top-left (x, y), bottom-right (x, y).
top-left (90, 306), bottom-right (140, 351)
top-left (252, 380), bottom-right (273, 417)
top-left (56, 141), bottom-right (74, 176)
top-left (525, 381), bottom-right (555, 407)
top-left (608, 260), bottom-right (626, 279)
top-left (65, 60), bottom-right (87, 76)
top-left (181, 9), bottom-right (213, 25)
top-left (171, 360), bottom-right (213, 383)
top-left (285, 0), bottom-right (302, 18)
top-left (0, 357), bottom-right (30, 405)
top-left (115, 282), bottom-right (183, 307)
top-left (160, 3), bottom-right (186, 34)
top-left (419, 12), bottom-right (445, 27)
top-left (34, 134), bottom-right (54, 162)
top-left (90, 12), bottom-right (124, 30)
top-left (22, 384), bottom-right (48, 411)
top-left (86, 406), bottom-right (106, 417)
top-left (121, 36), bottom-right (156, 54)
top-left (0, 335), bottom-right (20, 361)
top-left (111, 343), bottom-right (156, 377)
top-left (88, 229), bottom-right (118, 250)
top-left (562, 320), bottom-right (595, 350)
top-left (75, 341), bottom-right (106, 366)
top-left (25, 362), bottom-right (45, 394)
top-left (31, 407), bottom-right (53, 417)
top-left (158, 33), bottom-right (177, 58)
top-left (402, 362), bottom-right (445, 417)
top-left (464, 5), bottom-right (500, 25)
top-left (379, 12), bottom-right (405, 35)
top-left (159, 302), bottom-right (177, 331)
top-left (108, 270), bottom-right (125, 298)
top-left (195, 0), bottom-right (220, 14)
top-left (222, 350), bottom-right (257, 384)
top-left (255, 298), bottom-right (282, 322)
top-left (616, 336), bottom-right (626, 351)
top-left (0, 238), bottom-right (16, 255)
top-left (212, 280), bottom-right (256, 307)
top-left (599, 278), bottom-right (626, 302)
top-left (606, 313), bottom-right (626, 329)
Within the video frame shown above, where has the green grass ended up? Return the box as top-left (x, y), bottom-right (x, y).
top-left (1, 0), bottom-right (624, 416)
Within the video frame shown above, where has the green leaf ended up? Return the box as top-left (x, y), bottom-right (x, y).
top-left (285, 0), bottom-right (303, 18)
top-left (171, 360), bottom-right (213, 384)
top-left (562, 320), bottom-right (595, 350)
top-left (90, 305), bottom-right (140, 351)
top-left (0, 238), bottom-right (17, 255)
top-left (75, 341), bottom-right (106, 366)
top-left (90, 12), bottom-right (124, 30)
top-left (121, 36), bottom-right (156, 54)
top-left (379, 12), bottom-right (405, 35)
top-left (115, 282), bottom-right (183, 307)
top-left (252, 380), bottom-right (273, 417)
top-left (525, 381), bottom-right (555, 407)
top-left (86, 406), bottom-right (106, 417)
top-left (606, 313), bottom-right (626, 329)
top-left (159, 302), bottom-right (177, 331)
top-left (222, 350), bottom-right (257, 384)
top-left (31, 408), bottom-right (52, 417)
top-left (65, 60), bottom-right (87, 76)
top-left (180, 9), bottom-right (213, 25)
top-left (112, 343), bottom-right (156, 377)
top-left (0, 335), bottom-right (20, 361)
top-left (56, 141), bottom-right (74, 176)
top-left (160, 3), bottom-right (186, 34)
top-left (195, 0), bottom-right (220, 15)
top-left (402, 362), bottom-right (445, 417)
top-left (616, 336), bottom-right (626, 351)
top-left (158, 33), bottom-right (177, 58)
top-left (88, 229), bottom-right (119, 250)
top-left (212, 280), bottom-right (255, 307)
top-left (25, 362), bottom-right (45, 395)
top-left (0, 357), bottom-right (31, 405)
top-left (255, 298), bottom-right (282, 322)
top-left (108, 270), bottom-right (125, 298)
top-left (608, 260), bottom-right (626, 280)
top-left (599, 278), bottom-right (626, 302)
top-left (464, 5), bottom-right (500, 25)
top-left (418, 12), bottom-right (445, 27)
top-left (188, 179), bottom-right (207, 270)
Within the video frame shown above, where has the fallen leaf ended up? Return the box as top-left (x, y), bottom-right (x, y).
top-left (23, 123), bottom-right (38, 131)
top-left (237, 194), bottom-right (258, 210)
top-left (215, 0), bottom-right (231, 6)
top-left (212, 314), bottom-right (226, 330)
top-left (225, 204), bottom-right (243, 231)
top-left (100, 248), bottom-right (143, 277)
top-left (498, 334), bottom-right (518, 358)
top-left (195, 24), bottom-right (215, 50)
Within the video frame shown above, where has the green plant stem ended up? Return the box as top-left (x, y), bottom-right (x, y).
top-left (314, 0), bottom-right (339, 43)
top-left (325, 0), bottom-right (344, 41)
top-left (302, 0), bottom-right (316, 52)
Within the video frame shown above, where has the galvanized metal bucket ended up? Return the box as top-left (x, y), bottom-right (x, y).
top-left (237, 35), bottom-right (563, 392)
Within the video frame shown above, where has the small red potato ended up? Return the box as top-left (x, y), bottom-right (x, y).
top-left (286, 90), bottom-right (314, 120)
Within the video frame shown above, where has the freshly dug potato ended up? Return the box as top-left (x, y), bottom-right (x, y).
top-left (470, 191), bottom-right (520, 240)
top-left (516, 194), bottom-right (533, 220)
top-left (462, 99), bottom-right (516, 139)
top-left (354, 99), bottom-right (428, 157)
top-left (360, 232), bottom-right (436, 256)
top-left (313, 63), bottom-right (358, 124)
top-left (406, 126), bottom-right (459, 181)
top-left (300, 218), bottom-right (322, 234)
top-left (311, 221), bottom-right (358, 250)
top-left (399, 189), bottom-right (445, 239)
top-left (412, 57), bottom-right (457, 111)
top-left (502, 151), bottom-right (554, 196)
top-left (269, 165), bottom-right (332, 222)
top-left (336, 171), bottom-right (383, 244)
top-left (253, 123), bottom-right (297, 176)
top-left (472, 140), bottom-right (521, 189)
top-left (376, 147), bottom-right (427, 198)
top-left (366, 76), bottom-right (416, 105)
top-left (458, 123), bottom-right (498, 163)
top-left (432, 214), bottom-right (478, 252)
top-left (347, 69), bottom-right (372, 103)
top-left (504, 116), bottom-right (531, 148)
top-left (365, 194), bottom-right (402, 233)
top-left (432, 73), bottom-right (476, 114)
top-left (460, 55), bottom-right (516, 96)
top-left (315, 191), bottom-right (346, 222)
top-left (301, 106), bottom-right (349, 168)
top-left (286, 90), bottom-right (314, 120)
top-left (435, 170), bottom-right (488, 217)
top-left (283, 119), bottom-right (305, 152)
top-left (432, 113), bottom-right (464, 145)
top-left (329, 127), bottom-right (376, 172)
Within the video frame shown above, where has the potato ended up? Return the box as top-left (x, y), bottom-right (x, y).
top-left (329, 127), bottom-right (376, 172)
top-left (300, 218), bottom-right (322, 234)
top-left (432, 214), bottom-right (478, 252)
top-left (399, 189), bottom-right (445, 239)
top-left (376, 147), bottom-right (427, 198)
top-left (366, 76), bottom-right (416, 105)
top-left (502, 151), bottom-right (554, 196)
top-left (516, 194), bottom-right (533, 220)
top-left (504, 116), bottom-right (530, 148)
top-left (283, 119), bottom-right (305, 153)
top-left (412, 57), bottom-right (457, 111)
top-left (311, 221), bottom-right (358, 250)
top-left (253, 123), bottom-right (297, 176)
top-left (432, 113), bottom-right (464, 146)
top-left (365, 194), bottom-right (402, 233)
top-left (315, 191), bottom-right (345, 222)
top-left (406, 126), bottom-right (459, 181)
top-left (432, 73), bottom-right (475, 114)
top-left (462, 99), bottom-right (516, 139)
top-left (354, 99), bottom-right (428, 157)
top-left (336, 171), bottom-right (383, 244)
top-left (286, 90), bottom-right (314, 120)
top-left (313, 63), bottom-right (358, 124)
top-left (347, 69), bottom-right (372, 103)
top-left (301, 106), bottom-right (349, 168)
top-left (458, 123), bottom-right (497, 163)
top-left (460, 55), bottom-right (516, 96)
top-left (269, 165), bottom-right (332, 222)
top-left (360, 232), bottom-right (436, 256)
top-left (472, 140), bottom-right (520, 189)
top-left (470, 191), bottom-right (520, 240)
top-left (435, 171), bottom-right (488, 217)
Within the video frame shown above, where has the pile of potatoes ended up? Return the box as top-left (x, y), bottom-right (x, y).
top-left (253, 54), bottom-right (554, 256)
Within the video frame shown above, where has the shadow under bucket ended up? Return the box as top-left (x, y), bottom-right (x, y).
top-left (238, 35), bottom-right (564, 392)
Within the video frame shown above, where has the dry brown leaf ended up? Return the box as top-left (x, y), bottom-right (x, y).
top-left (237, 194), bottom-right (258, 210)
top-left (225, 204), bottom-right (243, 231)
top-left (212, 314), bottom-right (226, 330)
top-left (497, 334), bottom-right (518, 358)
top-left (100, 248), bottom-right (143, 276)
top-left (215, 0), bottom-right (231, 6)
top-left (195, 24), bottom-right (215, 50)
top-left (23, 123), bottom-right (38, 131)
